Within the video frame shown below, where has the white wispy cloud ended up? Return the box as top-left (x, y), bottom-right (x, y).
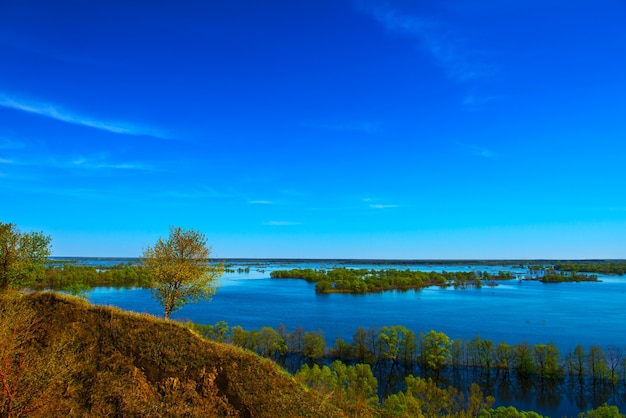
top-left (462, 93), bottom-right (503, 108)
top-left (472, 148), bottom-right (495, 158)
top-left (262, 221), bottom-right (301, 226)
top-left (69, 157), bottom-right (152, 171)
top-left (248, 200), bottom-right (273, 205)
top-left (304, 121), bottom-right (381, 134)
top-left (362, 197), bottom-right (399, 209)
top-left (0, 93), bottom-right (170, 139)
top-left (453, 141), bottom-right (496, 158)
top-left (357, 1), bottom-right (492, 83)
top-left (5, 153), bottom-right (153, 171)
top-left (153, 186), bottom-right (235, 200)
top-left (369, 204), bottom-right (399, 209)
top-left (0, 137), bottom-right (26, 150)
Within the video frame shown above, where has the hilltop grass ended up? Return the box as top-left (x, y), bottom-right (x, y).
top-left (0, 291), bottom-right (343, 417)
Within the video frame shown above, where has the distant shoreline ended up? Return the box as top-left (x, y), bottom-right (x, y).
top-left (49, 257), bottom-right (626, 265)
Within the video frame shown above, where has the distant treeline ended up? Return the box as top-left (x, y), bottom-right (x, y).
top-left (35, 264), bottom-right (151, 292)
top-left (554, 261), bottom-right (626, 276)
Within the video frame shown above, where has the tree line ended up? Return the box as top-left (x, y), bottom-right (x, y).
top-left (554, 261), bottom-right (626, 276)
top-left (187, 321), bottom-right (626, 417)
top-left (188, 321), bottom-right (626, 386)
top-left (38, 263), bottom-right (151, 292)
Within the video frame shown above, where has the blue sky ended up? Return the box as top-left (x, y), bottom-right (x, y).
top-left (1, 0), bottom-right (625, 259)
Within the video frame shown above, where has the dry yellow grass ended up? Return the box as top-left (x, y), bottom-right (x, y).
top-left (0, 292), bottom-right (344, 417)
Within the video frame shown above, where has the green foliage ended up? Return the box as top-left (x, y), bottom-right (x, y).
top-left (142, 226), bottom-right (224, 319)
top-left (478, 405), bottom-right (548, 417)
top-left (578, 403), bottom-right (625, 418)
top-left (555, 261), bottom-right (626, 276)
top-left (378, 325), bottom-right (412, 365)
top-left (422, 330), bottom-right (451, 374)
top-left (303, 330), bottom-right (326, 361)
top-left (514, 342), bottom-right (536, 378)
top-left (296, 361), bottom-right (378, 416)
top-left (540, 272), bottom-right (598, 283)
top-left (588, 345), bottom-right (610, 381)
top-left (380, 375), bottom-right (494, 417)
top-left (270, 267), bottom-right (510, 294)
top-left (533, 343), bottom-right (563, 381)
top-left (38, 263), bottom-right (152, 291)
top-left (186, 320), bottom-right (229, 342)
top-left (0, 222), bottom-right (51, 291)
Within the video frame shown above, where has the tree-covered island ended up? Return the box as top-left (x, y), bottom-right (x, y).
top-left (271, 267), bottom-right (599, 293)
top-left (270, 268), bottom-right (517, 293)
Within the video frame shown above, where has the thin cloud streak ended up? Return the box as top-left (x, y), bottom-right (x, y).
top-left (3, 153), bottom-right (154, 171)
top-left (0, 93), bottom-right (170, 139)
top-left (357, 1), bottom-right (491, 83)
top-left (453, 141), bottom-right (497, 158)
top-left (304, 120), bottom-right (381, 134)
top-left (369, 204), bottom-right (399, 209)
top-left (248, 200), bottom-right (273, 205)
top-left (0, 137), bottom-right (25, 149)
top-left (70, 158), bottom-right (152, 171)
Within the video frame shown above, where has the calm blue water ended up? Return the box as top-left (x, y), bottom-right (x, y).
top-left (85, 261), bottom-right (626, 350)
top-left (80, 260), bottom-right (626, 416)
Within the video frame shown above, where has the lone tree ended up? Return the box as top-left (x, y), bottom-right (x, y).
top-left (142, 226), bottom-right (223, 319)
top-left (0, 222), bottom-right (51, 291)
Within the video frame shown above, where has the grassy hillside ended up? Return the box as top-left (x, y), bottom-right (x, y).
top-left (0, 292), bottom-right (343, 417)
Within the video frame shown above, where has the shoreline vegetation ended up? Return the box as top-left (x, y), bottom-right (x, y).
top-left (270, 267), bottom-right (598, 294)
top-left (189, 319), bottom-right (626, 412)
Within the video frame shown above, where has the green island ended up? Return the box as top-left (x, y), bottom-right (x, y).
top-left (270, 267), bottom-right (597, 294)
top-left (553, 261), bottom-right (626, 276)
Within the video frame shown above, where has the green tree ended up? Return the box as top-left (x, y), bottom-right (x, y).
top-left (257, 326), bottom-right (287, 358)
top-left (422, 330), bottom-right (451, 377)
top-left (142, 226), bottom-right (223, 319)
top-left (566, 344), bottom-right (586, 384)
top-left (495, 342), bottom-right (513, 375)
top-left (587, 345), bottom-right (609, 382)
top-left (479, 406), bottom-right (547, 417)
top-left (378, 325), bottom-right (411, 367)
top-left (0, 222), bottom-right (51, 291)
top-left (295, 361), bottom-right (378, 416)
top-left (352, 327), bottom-right (374, 363)
top-left (302, 330), bottom-right (326, 361)
top-left (514, 341), bottom-right (536, 378)
top-left (533, 343), bottom-right (563, 381)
